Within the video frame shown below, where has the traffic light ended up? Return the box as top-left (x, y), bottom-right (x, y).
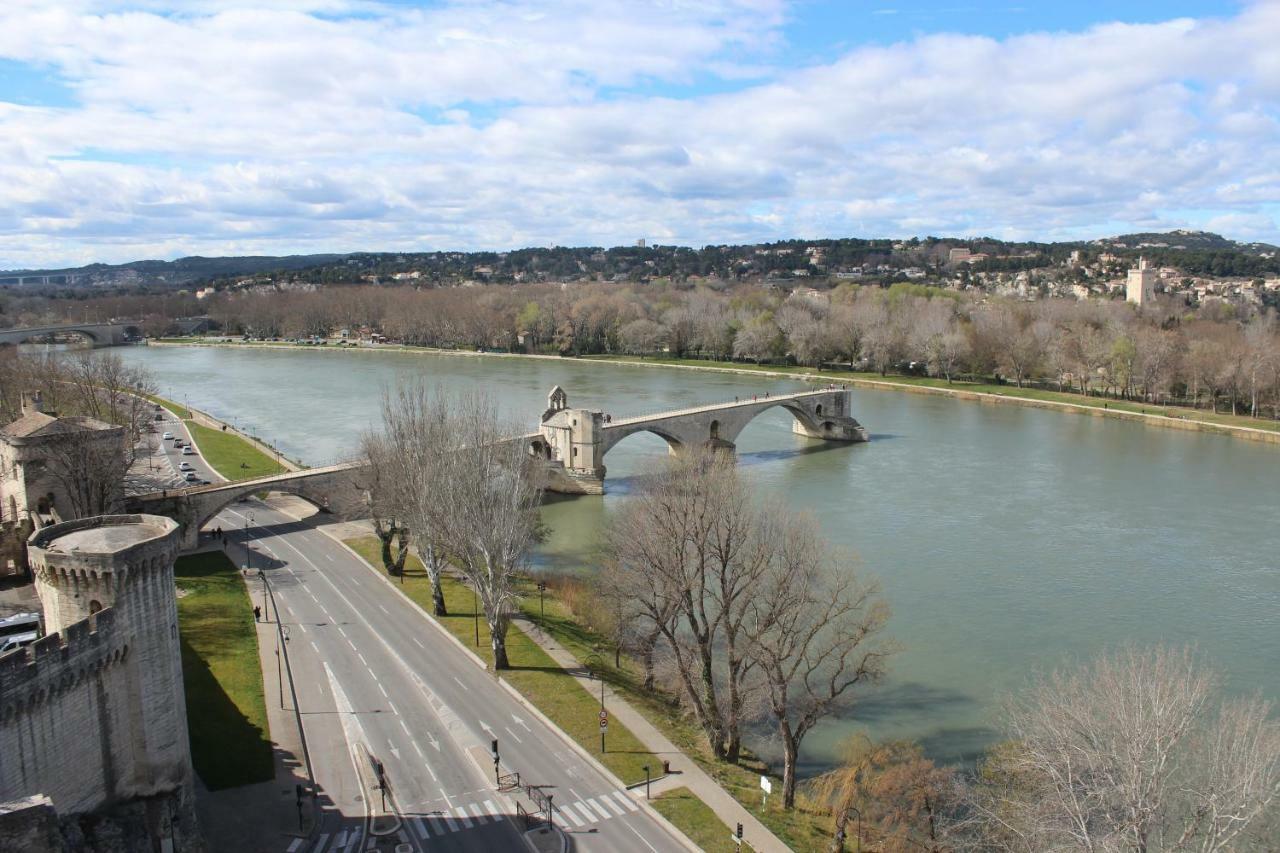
top-left (491, 738), bottom-right (499, 760)
top-left (737, 822), bottom-right (743, 839)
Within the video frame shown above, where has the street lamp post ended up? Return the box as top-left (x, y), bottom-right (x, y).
top-left (276, 625), bottom-right (290, 709)
top-left (537, 581), bottom-right (546, 621)
top-left (586, 652), bottom-right (605, 753)
top-left (473, 585), bottom-right (480, 647)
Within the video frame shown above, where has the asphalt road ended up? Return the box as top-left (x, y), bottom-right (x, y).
top-left (138, 408), bottom-right (222, 489)
top-left (212, 499), bottom-right (690, 853)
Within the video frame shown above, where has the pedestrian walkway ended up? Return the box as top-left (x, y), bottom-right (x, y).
top-left (515, 615), bottom-right (792, 853)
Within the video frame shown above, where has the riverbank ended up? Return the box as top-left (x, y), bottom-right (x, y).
top-left (149, 338), bottom-right (1280, 446)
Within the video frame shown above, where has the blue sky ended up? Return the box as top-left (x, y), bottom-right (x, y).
top-left (0, 0), bottom-right (1274, 267)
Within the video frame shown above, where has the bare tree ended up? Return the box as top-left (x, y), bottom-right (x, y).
top-left (429, 390), bottom-right (542, 670)
top-left (961, 646), bottom-right (1280, 852)
top-left (744, 513), bottom-right (891, 808)
top-left (37, 424), bottom-right (130, 519)
top-left (358, 432), bottom-right (412, 579)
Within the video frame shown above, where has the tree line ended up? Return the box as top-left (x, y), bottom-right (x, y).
top-left (199, 281), bottom-right (1280, 418)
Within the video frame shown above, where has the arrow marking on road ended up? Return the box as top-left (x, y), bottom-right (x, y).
top-left (512, 714), bottom-right (531, 733)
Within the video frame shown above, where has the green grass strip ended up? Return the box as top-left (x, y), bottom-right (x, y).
top-left (185, 420), bottom-right (287, 481)
top-left (652, 787), bottom-right (740, 852)
top-left (175, 551), bottom-right (274, 790)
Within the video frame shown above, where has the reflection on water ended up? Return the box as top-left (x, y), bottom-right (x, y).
top-left (118, 345), bottom-right (1280, 770)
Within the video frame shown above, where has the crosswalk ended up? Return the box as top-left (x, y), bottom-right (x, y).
top-left (406, 799), bottom-right (506, 841)
top-left (553, 789), bottom-right (640, 828)
top-left (291, 789), bottom-right (642, 851)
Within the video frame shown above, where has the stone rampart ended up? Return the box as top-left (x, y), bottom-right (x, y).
top-left (0, 608), bottom-right (134, 815)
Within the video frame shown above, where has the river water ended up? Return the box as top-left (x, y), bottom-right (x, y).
top-left (118, 344), bottom-right (1280, 773)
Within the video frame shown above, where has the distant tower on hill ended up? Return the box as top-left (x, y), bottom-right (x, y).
top-left (1126, 257), bottom-right (1157, 305)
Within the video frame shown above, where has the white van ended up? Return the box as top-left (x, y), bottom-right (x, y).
top-left (0, 612), bottom-right (41, 653)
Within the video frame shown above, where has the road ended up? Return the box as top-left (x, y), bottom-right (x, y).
top-left (134, 406), bottom-right (222, 490)
top-left (212, 498), bottom-right (690, 853)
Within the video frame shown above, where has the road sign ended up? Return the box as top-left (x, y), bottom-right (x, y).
top-left (600, 722), bottom-right (608, 733)
top-left (760, 776), bottom-right (772, 794)
top-left (599, 710), bottom-right (608, 726)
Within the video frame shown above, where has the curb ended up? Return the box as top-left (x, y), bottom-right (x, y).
top-left (315, 525), bottom-right (702, 853)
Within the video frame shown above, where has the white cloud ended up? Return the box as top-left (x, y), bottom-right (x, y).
top-left (0, 0), bottom-right (1278, 267)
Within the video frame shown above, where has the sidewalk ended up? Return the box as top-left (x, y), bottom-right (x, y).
top-left (514, 614), bottom-right (792, 853)
top-left (189, 538), bottom-right (317, 853)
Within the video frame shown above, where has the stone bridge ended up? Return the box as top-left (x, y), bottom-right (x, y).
top-left (531, 386), bottom-right (868, 494)
top-left (0, 321), bottom-right (143, 348)
top-left (129, 387), bottom-right (868, 546)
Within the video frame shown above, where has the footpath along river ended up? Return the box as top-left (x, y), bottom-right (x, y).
top-left (119, 344), bottom-right (1280, 773)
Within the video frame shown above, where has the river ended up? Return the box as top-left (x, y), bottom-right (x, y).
top-left (117, 344), bottom-right (1280, 774)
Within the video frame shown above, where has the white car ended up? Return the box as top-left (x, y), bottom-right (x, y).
top-left (162, 431), bottom-right (173, 440)
top-left (182, 446), bottom-right (197, 456)
top-left (178, 462), bottom-right (194, 472)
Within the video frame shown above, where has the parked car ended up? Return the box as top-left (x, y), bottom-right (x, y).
top-left (162, 431), bottom-right (174, 440)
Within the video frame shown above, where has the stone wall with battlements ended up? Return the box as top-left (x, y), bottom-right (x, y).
top-left (0, 514), bottom-right (193, 832)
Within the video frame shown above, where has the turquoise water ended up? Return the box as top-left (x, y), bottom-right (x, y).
top-left (119, 345), bottom-right (1280, 772)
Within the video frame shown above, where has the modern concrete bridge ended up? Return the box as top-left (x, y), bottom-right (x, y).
top-left (129, 386), bottom-right (869, 546)
top-left (0, 321), bottom-right (143, 348)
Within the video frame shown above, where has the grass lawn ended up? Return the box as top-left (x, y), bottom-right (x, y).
top-left (586, 355), bottom-right (1280, 435)
top-left (652, 787), bottom-right (739, 853)
top-left (342, 537), bottom-right (660, 786)
top-left (186, 420), bottom-right (286, 481)
top-left (175, 551), bottom-right (274, 790)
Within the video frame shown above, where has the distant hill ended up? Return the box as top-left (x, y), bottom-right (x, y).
top-left (3, 230), bottom-right (1277, 293)
top-left (1094, 230), bottom-right (1279, 255)
top-left (0, 253), bottom-right (349, 289)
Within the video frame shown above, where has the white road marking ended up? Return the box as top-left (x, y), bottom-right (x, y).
top-left (411, 817), bottom-right (429, 840)
top-left (559, 804), bottom-right (584, 827)
top-left (399, 719), bottom-right (412, 737)
top-left (313, 833), bottom-right (329, 852)
top-left (511, 713), bottom-right (531, 732)
top-left (297, 622), bottom-right (307, 634)
top-left (412, 637), bottom-right (425, 648)
top-left (600, 793), bottom-right (626, 817)
top-left (567, 802), bottom-right (595, 825)
top-left (439, 788), bottom-right (453, 809)
top-left (442, 814), bottom-right (459, 833)
top-left (310, 641), bottom-right (320, 654)
top-left (378, 683), bottom-right (388, 698)
top-left (453, 807), bottom-right (473, 829)
top-left (614, 791), bottom-right (640, 812)
top-left (584, 797), bottom-right (612, 821)
top-left (469, 803), bottom-right (487, 823)
top-left (333, 830), bottom-right (347, 847)
top-left (377, 603), bottom-right (389, 614)
top-left (627, 824), bottom-right (660, 853)
top-left (484, 799), bottom-right (499, 820)
top-left (387, 701), bottom-right (399, 715)
top-left (453, 677), bottom-right (468, 691)
top-left (357, 653), bottom-right (368, 666)
top-left (287, 839), bottom-right (303, 852)
top-left (337, 626), bottom-right (347, 637)
top-left (504, 725), bottom-right (523, 744)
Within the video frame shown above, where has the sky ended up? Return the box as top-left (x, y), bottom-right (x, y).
top-left (0, 0), bottom-right (1276, 269)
